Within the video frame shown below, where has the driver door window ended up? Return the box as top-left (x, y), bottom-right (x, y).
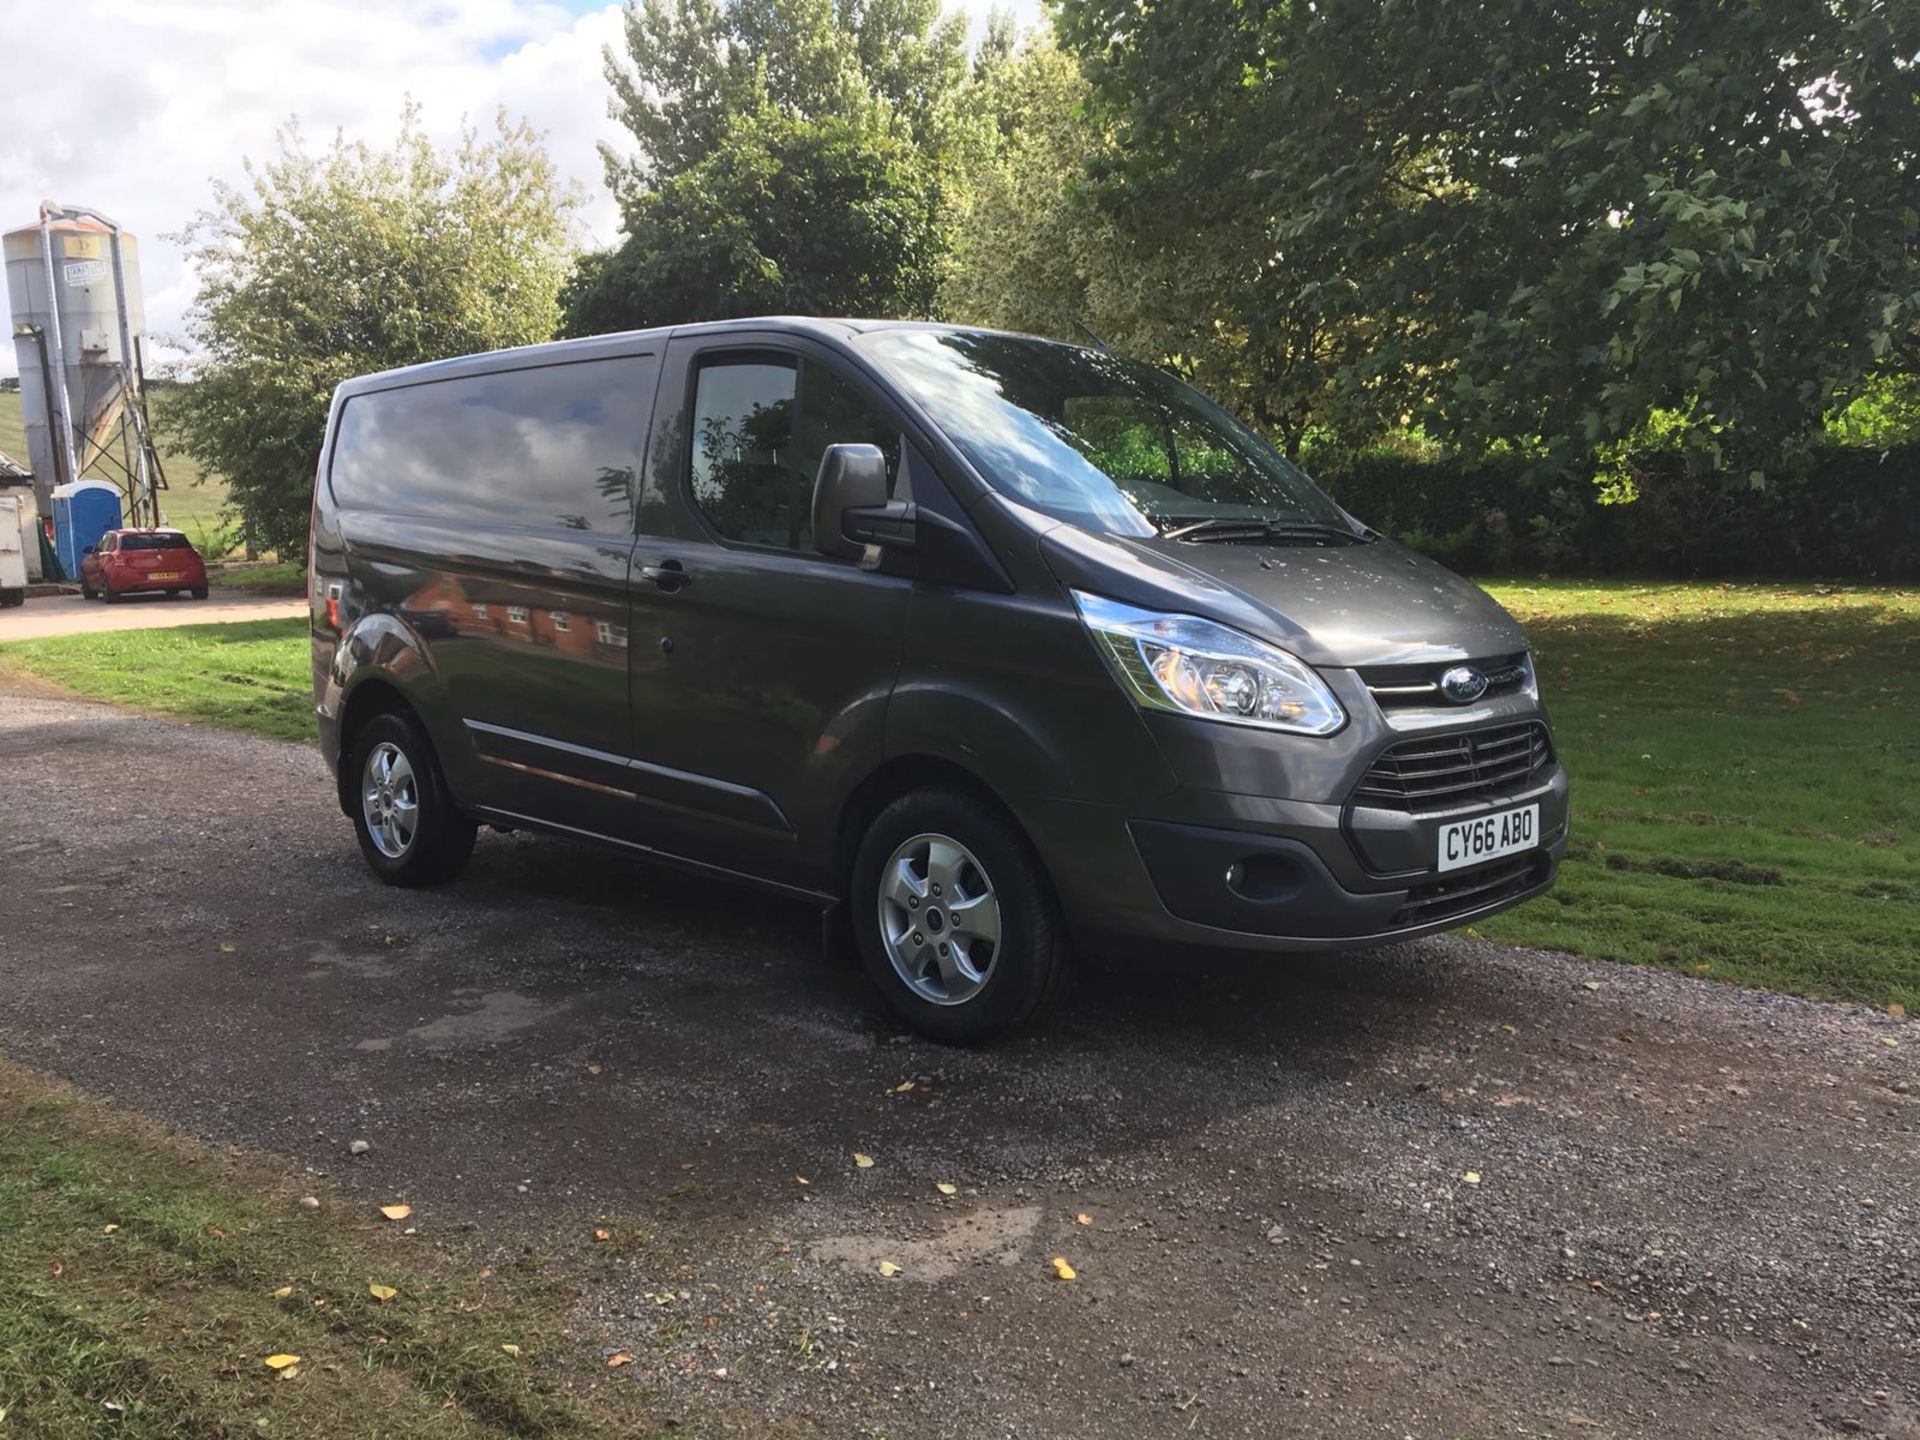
top-left (689, 356), bottom-right (900, 553)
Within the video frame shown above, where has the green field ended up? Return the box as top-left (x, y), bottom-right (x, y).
top-left (0, 1060), bottom-right (659, 1439)
top-left (0, 389), bottom-right (233, 554)
top-left (0, 618), bottom-right (312, 742)
top-left (1474, 580), bottom-right (1917, 1008)
top-left (0, 582), bottom-right (1914, 1009)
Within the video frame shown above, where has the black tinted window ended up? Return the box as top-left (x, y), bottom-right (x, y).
top-left (691, 360), bottom-right (799, 548)
top-left (689, 357), bottom-right (899, 551)
top-left (120, 533), bottom-right (192, 551)
top-left (330, 355), bottom-right (655, 532)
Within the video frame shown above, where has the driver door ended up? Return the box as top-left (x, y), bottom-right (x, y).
top-left (622, 332), bottom-right (916, 892)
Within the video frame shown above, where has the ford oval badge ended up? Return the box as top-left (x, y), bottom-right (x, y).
top-left (1439, 665), bottom-right (1490, 704)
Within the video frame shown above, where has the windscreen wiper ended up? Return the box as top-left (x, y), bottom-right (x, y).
top-left (1161, 517), bottom-right (1371, 545)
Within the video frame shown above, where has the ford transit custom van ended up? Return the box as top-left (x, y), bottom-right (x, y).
top-left (311, 319), bottom-right (1567, 1041)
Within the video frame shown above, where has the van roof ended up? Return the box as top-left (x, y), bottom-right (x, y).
top-left (331, 317), bottom-right (1008, 400)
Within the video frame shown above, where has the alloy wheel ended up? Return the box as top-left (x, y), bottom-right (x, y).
top-left (877, 832), bottom-right (1002, 1005)
top-left (361, 741), bottom-right (420, 859)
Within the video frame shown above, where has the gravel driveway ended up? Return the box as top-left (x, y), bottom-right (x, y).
top-left (1, 685), bottom-right (1913, 1440)
top-left (0, 588), bottom-right (303, 641)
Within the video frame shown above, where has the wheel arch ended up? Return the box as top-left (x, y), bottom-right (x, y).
top-left (832, 753), bottom-right (1036, 901)
top-left (333, 676), bottom-right (421, 816)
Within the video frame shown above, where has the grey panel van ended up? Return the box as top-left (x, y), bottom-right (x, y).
top-left (310, 319), bottom-right (1568, 1041)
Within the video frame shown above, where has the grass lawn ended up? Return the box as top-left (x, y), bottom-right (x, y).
top-left (0, 1060), bottom-right (657, 1438)
top-left (212, 561), bottom-right (311, 597)
top-left (0, 618), bottom-right (312, 743)
top-left (1474, 580), bottom-right (1918, 1010)
top-left (0, 582), bottom-right (1913, 1008)
top-left (0, 389), bottom-right (234, 556)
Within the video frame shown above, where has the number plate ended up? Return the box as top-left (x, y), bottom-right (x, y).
top-left (1437, 804), bottom-right (1539, 873)
top-left (150, 571), bottom-right (182, 581)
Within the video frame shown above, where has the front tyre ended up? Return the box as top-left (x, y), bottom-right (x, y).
top-left (851, 788), bottom-right (1073, 1044)
top-left (348, 711), bottom-right (476, 887)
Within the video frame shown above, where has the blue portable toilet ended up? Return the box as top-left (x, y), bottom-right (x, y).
top-left (52, 480), bottom-right (123, 578)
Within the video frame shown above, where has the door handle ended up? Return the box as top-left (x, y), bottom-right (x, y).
top-left (639, 560), bottom-right (692, 592)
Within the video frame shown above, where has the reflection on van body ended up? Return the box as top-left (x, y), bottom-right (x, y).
top-left (311, 319), bottom-right (1567, 1042)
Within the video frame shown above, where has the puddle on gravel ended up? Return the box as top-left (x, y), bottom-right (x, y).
top-left (407, 991), bottom-right (564, 1047)
top-left (303, 942), bottom-right (399, 981)
top-left (811, 1204), bottom-right (1041, 1281)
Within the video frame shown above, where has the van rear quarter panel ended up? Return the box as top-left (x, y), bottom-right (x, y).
top-left (313, 341), bottom-right (662, 833)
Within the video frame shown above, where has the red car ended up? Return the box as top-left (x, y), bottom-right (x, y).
top-left (82, 528), bottom-right (209, 602)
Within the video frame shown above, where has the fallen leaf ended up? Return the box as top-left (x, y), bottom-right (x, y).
top-left (276, 1365), bottom-right (301, 1382)
top-left (368, 1283), bottom-right (397, 1302)
top-left (1582, 981), bottom-right (1602, 992)
top-left (793, 1175), bottom-right (809, 1186)
top-left (877, 1260), bottom-right (902, 1277)
top-left (1050, 1257), bottom-right (1077, 1281)
top-left (1462, 1171), bottom-right (1482, 1185)
top-left (607, 1352), bottom-right (633, 1368)
top-left (586, 1063), bottom-right (603, 1076)
top-left (500, 1343), bottom-right (520, 1356)
top-left (263, 1354), bottom-right (300, 1370)
top-left (893, 1080), bottom-right (915, 1093)
top-left (853, 1152), bottom-right (874, 1169)
top-left (218, 943), bottom-right (237, 954)
top-left (102, 1224), bottom-right (118, 1234)
top-left (935, 1182), bottom-right (957, 1197)
top-left (50, 1260), bottom-right (64, 1278)
top-left (379, 1204), bottom-right (412, 1221)
top-left (1075, 1212), bottom-right (1093, 1226)
top-left (1889, 1003), bottom-right (1907, 1018)
top-left (594, 1228), bottom-right (611, 1243)
top-left (272, 1285), bottom-right (293, 1300)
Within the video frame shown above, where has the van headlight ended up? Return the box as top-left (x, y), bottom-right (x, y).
top-left (1072, 591), bottom-right (1346, 735)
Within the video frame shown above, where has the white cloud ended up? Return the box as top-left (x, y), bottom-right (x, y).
top-left (0, 0), bottom-right (630, 377)
top-left (0, 0), bottom-right (1040, 379)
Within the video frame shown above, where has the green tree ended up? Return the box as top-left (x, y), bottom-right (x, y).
top-left (565, 0), bottom-right (973, 333)
top-left (944, 30), bottom-right (1403, 457)
top-left (169, 107), bottom-right (577, 556)
top-left (1054, 0), bottom-right (1920, 474)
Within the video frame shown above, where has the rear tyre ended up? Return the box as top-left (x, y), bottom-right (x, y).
top-left (191, 585), bottom-right (209, 600)
top-left (850, 787), bottom-right (1073, 1044)
top-left (81, 583), bottom-right (97, 599)
top-left (347, 711), bottom-right (476, 887)
top-left (102, 584), bottom-right (122, 604)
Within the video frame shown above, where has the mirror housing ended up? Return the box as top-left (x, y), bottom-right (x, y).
top-left (812, 443), bottom-right (911, 560)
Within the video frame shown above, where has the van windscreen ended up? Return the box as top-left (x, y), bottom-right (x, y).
top-left (860, 330), bottom-right (1353, 540)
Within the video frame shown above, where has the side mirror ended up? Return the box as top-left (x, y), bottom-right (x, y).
top-left (83, 545), bottom-right (96, 556)
top-left (811, 443), bottom-right (915, 559)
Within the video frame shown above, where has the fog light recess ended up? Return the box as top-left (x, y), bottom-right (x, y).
top-left (1225, 852), bottom-right (1305, 904)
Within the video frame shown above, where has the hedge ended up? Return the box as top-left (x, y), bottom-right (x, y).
top-left (1311, 442), bottom-right (1920, 581)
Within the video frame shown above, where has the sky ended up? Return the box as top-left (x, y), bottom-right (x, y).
top-left (0, 0), bottom-right (1037, 379)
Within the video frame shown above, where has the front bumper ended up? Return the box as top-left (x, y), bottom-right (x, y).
top-left (1022, 714), bottom-right (1570, 959)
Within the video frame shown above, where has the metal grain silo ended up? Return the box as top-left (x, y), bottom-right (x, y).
top-left (5, 203), bottom-right (165, 529)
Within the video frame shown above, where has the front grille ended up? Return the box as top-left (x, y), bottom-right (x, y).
top-left (1391, 853), bottom-right (1545, 927)
top-left (1353, 721), bottom-right (1553, 815)
top-left (1360, 652), bottom-right (1531, 709)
